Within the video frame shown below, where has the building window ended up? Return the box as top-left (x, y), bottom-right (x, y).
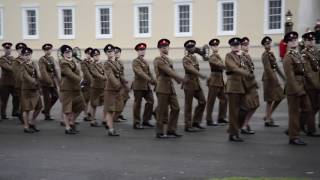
top-left (264, 0), bottom-right (284, 34)
top-left (217, 0), bottom-right (237, 36)
top-left (134, 4), bottom-right (152, 38)
top-left (0, 8), bottom-right (3, 39)
top-left (58, 6), bottom-right (75, 39)
top-left (96, 6), bottom-right (112, 39)
top-left (22, 8), bottom-right (39, 39)
top-left (175, 0), bottom-right (192, 37)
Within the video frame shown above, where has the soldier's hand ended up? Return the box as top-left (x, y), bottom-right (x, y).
top-left (199, 74), bottom-right (207, 80)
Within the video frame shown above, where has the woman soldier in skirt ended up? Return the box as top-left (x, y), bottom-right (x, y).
top-left (20, 47), bottom-right (43, 133)
top-left (59, 45), bottom-right (85, 134)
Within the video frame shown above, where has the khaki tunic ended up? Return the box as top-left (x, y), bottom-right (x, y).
top-left (261, 50), bottom-right (285, 102)
top-left (20, 62), bottom-right (42, 112)
top-left (60, 58), bottom-right (85, 113)
top-left (89, 62), bottom-right (106, 107)
top-left (80, 59), bottom-right (92, 103)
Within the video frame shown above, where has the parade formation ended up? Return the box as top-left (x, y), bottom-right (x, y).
top-left (0, 31), bottom-right (320, 146)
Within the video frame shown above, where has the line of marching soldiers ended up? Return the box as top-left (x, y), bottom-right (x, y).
top-left (0, 31), bottom-right (319, 145)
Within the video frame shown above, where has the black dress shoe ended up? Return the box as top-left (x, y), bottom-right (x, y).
top-left (83, 117), bottom-right (91, 122)
top-left (1, 115), bottom-right (8, 120)
top-left (45, 116), bottom-right (55, 121)
top-left (289, 138), bottom-right (307, 145)
top-left (156, 133), bottom-right (168, 139)
top-left (218, 119), bottom-right (229, 124)
top-left (185, 127), bottom-right (198, 132)
top-left (284, 129), bottom-right (289, 136)
top-left (167, 132), bottom-right (183, 138)
top-left (60, 121), bottom-right (65, 126)
top-left (118, 114), bottom-right (127, 120)
top-left (240, 129), bottom-right (255, 135)
top-left (192, 123), bottom-right (206, 130)
top-left (306, 132), bottom-right (320, 137)
top-left (133, 124), bottom-right (144, 129)
top-left (65, 129), bottom-right (76, 135)
top-left (265, 122), bottom-right (279, 127)
top-left (90, 122), bottom-right (102, 127)
top-left (142, 122), bottom-right (155, 128)
top-left (12, 112), bottom-right (20, 117)
top-left (229, 135), bottom-right (244, 142)
top-left (29, 124), bottom-right (40, 132)
top-left (207, 122), bottom-right (218, 126)
top-left (108, 130), bottom-right (120, 136)
top-left (24, 128), bottom-right (35, 133)
top-left (70, 125), bottom-right (80, 134)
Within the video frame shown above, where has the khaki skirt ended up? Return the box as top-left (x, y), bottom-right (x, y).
top-left (263, 81), bottom-right (285, 102)
top-left (90, 88), bottom-right (104, 107)
top-left (21, 89), bottom-right (42, 112)
top-left (241, 89), bottom-right (260, 111)
top-left (104, 90), bottom-right (124, 112)
top-left (81, 86), bottom-right (91, 103)
top-left (60, 90), bottom-right (85, 114)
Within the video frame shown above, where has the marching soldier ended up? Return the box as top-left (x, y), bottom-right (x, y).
top-left (225, 37), bottom-right (253, 142)
top-left (39, 43), bottom-right (59, 121)
top-left (20, 47), bottom-right (43, 133)
top-left (261, 36), bottom-right (285, 127)
top-left (206, 39), bottom-right (228, 126)
top-left (182, 40), bottom-right (207, 132)
top-left (114, 46), bottom-right (129, 122)
top-left (132, 43), bottom-right (156, 129)
top-left (12, 42), bottom-right (27, 120)
top-left (283, 31), bottom-right (312, 145)
top-left (0, 42), bottom-right (17, 120)
top-left (300, 31), bottom-right (320, 136)
top-left (88, 48), bottom-right (105, 127)
top-left (154, 38), bottom-right (185, 138)
top-left (59, 45), bottom-right (85, 134)
top-left (239, 37), bottom-right (259, 135)
top-left (81, 47), bottom-right (94, 122)
top-left (103, 44), bottom-right (125, 136)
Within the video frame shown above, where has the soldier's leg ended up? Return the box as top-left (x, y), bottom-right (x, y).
top-left (227, 93), bottom-right (241, 136)
top-left (133, 90), bottom-right (144, 126)
top-left (42, 86), bottom-right (51, 117)
top-left (217, 87), bottom-right (228, 121)
top-left (49, 87), bottom-right (59, 112)
top-left (142, 90), bottom-right (154, 123)
top-left (303, 92), bottom-right (317, 134)
top-left (193, 89), bottom-right (206, 125)
top-left (184, 90), bottom-right (194, 128)
top-left (12, 88), bottom-right (21, 117)
top-left (167, 94), bottom-right (180, 133)
top-left (206, 86), bottom-right (217, 123)
top-left (287, 96), bottom-right (301, 140)
top-left (1, 86), bottom-right (10, 119)
top-left (156, 93), bottom-right (169, 134)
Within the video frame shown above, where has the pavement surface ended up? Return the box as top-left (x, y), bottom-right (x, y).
top-left (0, 60), bottom-right (319, 180)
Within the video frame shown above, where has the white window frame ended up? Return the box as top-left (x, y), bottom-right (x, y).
top-left (217, 0), bottom-right (237, 36)
top-left (58, 6), bottom-right (75, 39)
top-left (22, 7), bottom-right (39, 39)
top-left (95, 5), bottom-right (113, 39)
top-left (0, 7), bottom-right (3, 39)
top-left (264, 0), bottom-right (285, 34)
top-left (174, 0), bottom-right (193, 37)
top-left (134, 3), bottom-right (152, 38)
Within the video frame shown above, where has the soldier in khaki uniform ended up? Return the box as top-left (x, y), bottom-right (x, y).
top-left (225, 37), bottom-right (253, 142)
top-left (206, 39), bottom-right (228, 126)
top-left (88, 49), bottom-right (105, 127)
top-left (20, 47), bottom-right (43, 133)
top-left (114, 47), bottom-right (129, 122)
top-left (283, 31), bottom-right (312, 145)
top-left (59, 45), bottom-right (85, 135)
top-left (239, 37), bottom-right (259, 135)
top-left (103, 44), bottom-right (127, 136)
top-left (154, 39), bottom-right (185, 138)
top-left (261, 36), bottom-right (285, 127)
top-left (38, 43), bottom-right (59, 121)
top-left (132, 43), bottom-right (156, 129)
top-left (300, 32), bottom-right (320, 136)
top-left (0, 42), bottom-right (18, 120)
top-left (12, 42), bottom-right (27, 120)
top-left (81, 47), bottom-right (93, 122)
top-left (182, 40), bottom-right (207, 132)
